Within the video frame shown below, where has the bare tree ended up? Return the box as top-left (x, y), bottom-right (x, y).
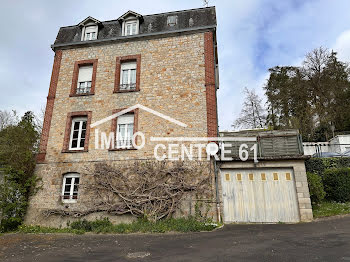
top-left (0, 110), bottom-right (18, 131)
top-left (233, 87), bottom-right (267, 129)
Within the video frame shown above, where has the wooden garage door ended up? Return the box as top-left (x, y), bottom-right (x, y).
top-left (221, 168), bottom-right (300, 223)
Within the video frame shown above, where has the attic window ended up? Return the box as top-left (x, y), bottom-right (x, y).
top-left (83, 26), bottom-right (98, 41)
top-left (123, 20), bottom-right (139, 36)
top-left (167, 16), bottom-right (177, 26)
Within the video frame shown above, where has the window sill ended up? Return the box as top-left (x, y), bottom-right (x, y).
top-left (113, 89), bottom-right (139, 94)
top-left (69, 93), bottom-right (95, 97)
top-left (62, 149), bottom-right (88, 153)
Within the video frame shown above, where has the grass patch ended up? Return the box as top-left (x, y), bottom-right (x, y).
top-left (312, 201), bottom-right (350, 218)
top-left (17, 225), bottom-right (85, 234)
top-left (70, 217), bottom-right (218, 234)
top-left (14, 217), bottom-right (219, 235)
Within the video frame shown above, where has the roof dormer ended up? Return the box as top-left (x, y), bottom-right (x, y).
top-left (78, 16), bottom-right (101, 41)
top-left (117, 11), bottom-right (143, 36)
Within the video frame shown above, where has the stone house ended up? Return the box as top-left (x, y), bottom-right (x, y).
top-left (25, 7), bottom-right (219, 227)
top-left (25, 7), bottom-right (312, 227)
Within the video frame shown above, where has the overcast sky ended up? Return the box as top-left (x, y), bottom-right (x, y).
top-left (1, 0), bottom-right (350, 130)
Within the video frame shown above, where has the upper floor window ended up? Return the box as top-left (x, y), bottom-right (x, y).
top-left (123, 20), bottom-right (139, 36)
top-left (77, 65), bottom-right (93, 94)
top-left (167, 15), bottom-right (178, 26)
top-left (114, 55), bottom-right (141, 93)
top-left (120, 62), bottom-right (137, 90)
top-left (84, 26), bottom-right (98, 41)
top-left (116, 114), bottom-right (134, 149)
top-left (69, 117), bottom-right (87, 150)
top-left (78, 16), bottom-right (101, 41)
top-left (62, 173), bottom-right (80, 203)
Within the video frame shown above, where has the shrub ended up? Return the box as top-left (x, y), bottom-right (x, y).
top-left (323, 168), bottom-right (350, 202)
top-left (69, 217), bottom-right (217, 234)
top-left (70, 218), bottom-right (113, 233)
top-left (305, 157), bottom-right (350, 176)
top-left (306, 172), bottom-right (326, 204)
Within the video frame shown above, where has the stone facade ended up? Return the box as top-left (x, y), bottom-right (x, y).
top-left (218, 160), bottom-right (313, 222)
top-left (25, 30), bottom-right (219, 227)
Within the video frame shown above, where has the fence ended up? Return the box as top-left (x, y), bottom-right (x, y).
top-left (220, 130), bottom-right (304, 159)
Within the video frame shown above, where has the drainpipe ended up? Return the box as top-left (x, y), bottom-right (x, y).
top-left (213, 157), bottom-right (221, 223)
top-left (212, 29), bottom-right (221, 223)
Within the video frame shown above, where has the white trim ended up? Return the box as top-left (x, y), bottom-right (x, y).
top-left (116, 114), bottom-right (134, 148)
top-left (62, 173), bottom-right (80, 203)
top-left (81, 25), bottom-right (98, 41)
top-left (69, 117), bottom-right (87, 150)
top-left (122, 19), bottom-right (139, 36)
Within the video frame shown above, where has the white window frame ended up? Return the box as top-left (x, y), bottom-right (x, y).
top-left (77, 65), bottom-right (93, 94)
top-left (69, 117), bottom-right (87, 150)
top-left (122, 20), bottom-right (139, 36)
top-left (120, 62), bottom-right (137, 90)
top-left (82, 25), bottom-right (98, 41)
top-left (62, 173), bottom-right (80, 203)
top-left (116, 114), bottom-right (134, 149)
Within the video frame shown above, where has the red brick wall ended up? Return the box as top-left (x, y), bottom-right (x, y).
top-left (37, 50), bottom-right (62, 163)
top-left (204, 31), bottom-right (218, 138)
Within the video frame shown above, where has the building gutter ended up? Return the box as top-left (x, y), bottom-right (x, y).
top-left (51, 25), bottom-right (216, 51)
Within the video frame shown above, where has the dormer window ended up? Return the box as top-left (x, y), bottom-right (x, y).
top-left (124, 20), bottom-right (138, 36)
top-left (118, 11), bottom-right (143, 37)
top-left (78, 16), bottom-right (101, 42)
top-left (84, 26), bottom-right (98, 41)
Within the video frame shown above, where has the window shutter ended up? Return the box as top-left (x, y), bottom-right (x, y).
top-left (85, 26), bottom-right (97, 33)
top-left (78, 65), bottom-right (93, 82)
top-left (121, 62), bottom-right (137, 70)
top-left (117, 114), bottom-right (134, 125)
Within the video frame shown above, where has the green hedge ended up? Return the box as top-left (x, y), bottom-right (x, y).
top-left (323, 168), bottom-right (350, 202)
top-left (306, 172), bottom-right (326, 204)
top-left (305, 157), bottom-right (350, 176)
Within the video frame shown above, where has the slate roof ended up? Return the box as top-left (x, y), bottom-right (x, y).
top-left (52, 6), bottom-right (216, 49)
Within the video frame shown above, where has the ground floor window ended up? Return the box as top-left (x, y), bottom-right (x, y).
top-left (62, 173), bottom-right (80, 203)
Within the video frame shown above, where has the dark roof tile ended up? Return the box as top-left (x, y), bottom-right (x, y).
top-left (54, 7), bottom-right (216, 47)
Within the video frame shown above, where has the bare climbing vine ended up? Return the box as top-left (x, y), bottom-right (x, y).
top-left (42, 161), bottom-right (211, 221)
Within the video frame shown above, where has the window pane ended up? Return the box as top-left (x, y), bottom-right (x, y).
top-left (126, 24), bottom-right (131, 35)
top-left (82, 121), bottom-right (87, 130)
top-left (130, 69), bottom-right (136, 84)
top-left (81, 130), bottom-right (86, 139)
top-left (64, 185), bottom-right (71, 193)
top-left (71, 139), bottom-right (78, 148)
top-left (127, 124), bottom-right (134, 138)
top-left (74, 178), bottom-right (80, 185)
top-left (73, 122), bottom-right (80, 130)
top-left (80, 139), bottom-right (85, 148)
top-left (72, 130), bottom-right (79, 139)
top-left (65, 178), bottom-right (72, 184)
top-left (132, 23), bottom-right (136, 34)
top-left (122, 70), bottom-right (129, 85)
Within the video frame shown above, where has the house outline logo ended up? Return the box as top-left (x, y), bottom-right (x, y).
top-left (91, 104), bottom-right (188, 128)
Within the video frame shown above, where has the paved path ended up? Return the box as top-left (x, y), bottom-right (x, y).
top-left (1, 215), bottom-right (350, 262)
